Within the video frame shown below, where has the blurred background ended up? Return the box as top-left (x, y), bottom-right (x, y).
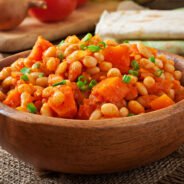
top-left (0, 0), bottom-right (184, 58)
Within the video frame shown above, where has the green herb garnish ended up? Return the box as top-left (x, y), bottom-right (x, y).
top-left (80, 44), bottom-right (87, 50)
top-left (122, 75), bottom-right (131, 84)
top-left (20, 67), bottom-right (30, 74)
top-left (149, 56), bottom-right (155, 63)
top-left (87, 45), bottom-right (101, 52)
top-left (99, 41), bottom-right (107, 48)
top-left (154, 70), bottom-right (163, 77)
top-left (128, 70), bottom-right (139, 77)
top-left (52, 80), bottom-right (67, 87)
top-left (21, 74), bottom-right (29, 81)
top-left (77, 81), bottom-right (88, 91)
top-left (77, 75), bottom-right (89, 91)
top-left (58, 40), bottom-right (65, 46)
top-left (77, 81), bottom-right (84, 88)
top-left (27, 103), bottom-right (37, 114)
top-left (82, 33), bottom-right (92, 42)
top-left (78, 75), bottom-right (87, 84)
top-left (131, 60), bottom-right (139, 70)
top-left (88, 80), bottom-right (97, 89)
top-left (32, 63), bottom-right (40, 69)
top-left (58, 53), bottom-right (64, 60)
top-left (38, 73), bottom-right (44, 78)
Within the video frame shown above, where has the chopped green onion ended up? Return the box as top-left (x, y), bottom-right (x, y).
top-left (27, 103), bottom-right (37, 114)
top-left (58, 40), bottom-right (65, 46)
top-left (82, 33), bottom-right (92, 42)
top-left (52, 80), bottom-right (66, 87)
top-left (77, 81), bottom-right (88, 91)
top-left (88, 80), bottom-right (97, 89)
top-left (77, 81), bottom-right (84, 88)
top-left (32, 63), bottom-right (40, 69)
top-left (58, 53), bottom-right (64, 60)
top-left (128, 70), bottom-right (139, 77)
top-left (38, 73), bottom-right (44, 78)
top-left (21, 74), bottom-right (29, 81)
top-left (154, 69), bottom-right (163, 77)
top-left (123, 40), bottom-right (129, 43)
top-left (78, 75), bottom-right (84, 81)
top-left (128, 113), bottom-right (135, 117)
top-left (149, 56), bottom-right (155, 63)
top-left (80, 44), bottom-right (87, 50)
top-left (131, 60), bottom-right (139, 70)
top-left (99, 41), bottom-right (107, 48)
top-left (80, 85), bottom-right (88, 91)
top-left (20, 67), bottom-right (30, 74)
top-left (87, 45), bottom-right (101, 52)
top-left (122, 75), bottom-right (131, 84)
top-left (78, 75), bottom-right (87, 84)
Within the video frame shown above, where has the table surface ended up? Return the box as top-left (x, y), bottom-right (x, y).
top-left (0, 145), bottom-right (184, 184)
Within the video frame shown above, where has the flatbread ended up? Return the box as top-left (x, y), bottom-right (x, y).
top-left (95, 10), bottom-right (184, 40)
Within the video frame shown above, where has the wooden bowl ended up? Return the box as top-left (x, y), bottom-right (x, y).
top-left (0, 51), bottom-right (184, 174)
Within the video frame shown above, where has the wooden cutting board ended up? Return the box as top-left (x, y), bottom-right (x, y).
top-left (0, 1), bottom-right (119, 53)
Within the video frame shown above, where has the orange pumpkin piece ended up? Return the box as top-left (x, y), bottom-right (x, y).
top-left (78, 99), bottom-right (97, 120)
top-left (175, 87), bottom-right (184, 102)
top-left (103, 45), bottom-right (130, 73)
top-left (172, 80), bottom-right (181, 90)
top-left (48, 86), bottom-right (77, 118)
top-left (28, 36), bottom-right (53, 61)
top-left (138, 95), bottom-right (158, 108)
top-left (3, 89), bottom-right (21, 108)
top-left (150, 94), bottom-right (175, 110)
top-left (125, 85), bottom-right (138, 101)
top-left (70, 82), bottom-right (84, 106)
top-left (90, 77), bottom-right (129, 103)
top-left (129, 44), bottom-right (139, 55)
top-left (148, 79), bottom-right (172, 95)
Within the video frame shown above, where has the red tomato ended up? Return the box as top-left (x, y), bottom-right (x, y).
top-left (77, 0), bottom-right (88, 7)
top-left (29, 0), bottom-right (77, 22)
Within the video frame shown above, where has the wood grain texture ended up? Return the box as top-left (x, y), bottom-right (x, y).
top-left (0, 51), bottom-right (184, 174)
top-left (0, 1), bottom-right (118, 53)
